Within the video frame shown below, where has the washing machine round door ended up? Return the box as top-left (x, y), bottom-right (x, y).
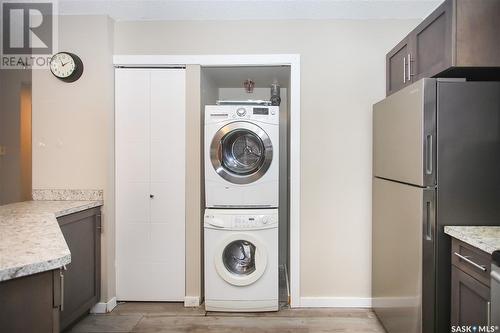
top-left (215, 233), bottom-right (268, 286)
top-left (210, 122), bottom-right (273, 184)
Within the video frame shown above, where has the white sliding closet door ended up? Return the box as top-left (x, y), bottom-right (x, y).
top-left (115, 68), bottom-right (186, 301)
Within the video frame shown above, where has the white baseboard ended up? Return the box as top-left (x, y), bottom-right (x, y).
top-left (184, 296), bottom-right (201, 307)
top-left (91, 297), bottom-right (118, 314)
top-left (300, 297), bottom-right (372, 308)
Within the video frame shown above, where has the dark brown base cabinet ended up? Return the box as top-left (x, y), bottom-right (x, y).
top-left (451, 239), bottom-right (492, 328)
top-left (0, 270), bottom-right (62, 333)
top-left (57, 207), bottom-right (101, 331)
top-left (387, 0), bottom-right (500, 95)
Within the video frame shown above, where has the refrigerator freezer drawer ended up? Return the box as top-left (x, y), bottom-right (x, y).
top-left (372, 177), bottom-right (436, 333)
top-left (373, 79), bottom-right (436, 187)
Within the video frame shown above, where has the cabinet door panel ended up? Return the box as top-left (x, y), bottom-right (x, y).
top-left (451, 266), bottom-right (491, 327)
top-left (413, 0), bottom-right (453, 80)
top-left (58, 208), bottom-right (101, 331)
top-left (456, 0), bottom-right (500, 67)
top-left (387, 39), bottom-right (409, 95)
top-left (0, 271), bottom-right (58, 333)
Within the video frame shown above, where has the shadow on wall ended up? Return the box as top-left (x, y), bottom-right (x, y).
top-left (0, 68), bottom-right (32, 205)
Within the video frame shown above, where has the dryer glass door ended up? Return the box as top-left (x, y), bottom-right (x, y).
top-left (215, 233), bottom-right (268, 286)
top-left (211, 122), bottom-right (273, 185)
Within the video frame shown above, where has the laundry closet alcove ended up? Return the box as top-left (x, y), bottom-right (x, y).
top-left (113, 54), bottom-right (301, 307)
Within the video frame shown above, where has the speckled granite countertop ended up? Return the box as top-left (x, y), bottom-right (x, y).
top-left (0, 200), bottom-right (103, 282)
top-left (444, 226), bottom-right (500, 255)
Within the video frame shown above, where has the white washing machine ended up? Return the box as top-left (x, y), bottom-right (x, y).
top-left (204, 208), bottom-right (278, 312)
top-left (205, 105), bottom-right (279, 208)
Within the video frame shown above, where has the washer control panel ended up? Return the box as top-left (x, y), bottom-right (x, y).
top-left (204, 210), bottom-right (278, 229)
top-left (232, 215), bottom-right (276, 228)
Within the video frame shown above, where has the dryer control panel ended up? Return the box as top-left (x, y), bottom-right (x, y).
top-left (205, 105), bottom-right (279, 125)
top-left (204, 209), bottom-right (278, 230)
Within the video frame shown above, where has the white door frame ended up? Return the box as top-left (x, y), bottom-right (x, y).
top-left (113, 54), bottom-right (301, 307)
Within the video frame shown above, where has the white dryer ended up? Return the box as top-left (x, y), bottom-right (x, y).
top-left (205, 105), bottom-right (279, 208)
top-left (204, 208), bottom-right (278, 312)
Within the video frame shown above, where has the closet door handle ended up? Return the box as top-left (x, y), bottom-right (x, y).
top-left (150, 194), bottom-right (154, 199)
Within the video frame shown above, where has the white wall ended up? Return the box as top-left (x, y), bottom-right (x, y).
top-left (32, 15), bottom-right (116, 302)
top-left (114, 19), bottom-right (420, 301)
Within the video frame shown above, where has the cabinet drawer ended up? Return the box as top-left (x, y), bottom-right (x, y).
top-left (451, 238), bottom-right (491, 287)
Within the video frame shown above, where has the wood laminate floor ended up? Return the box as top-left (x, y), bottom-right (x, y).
top-left (69, 302), bottom-right (386, 333)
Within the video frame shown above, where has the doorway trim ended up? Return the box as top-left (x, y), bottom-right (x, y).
top-left (114, 54), bottom-right (301, 307)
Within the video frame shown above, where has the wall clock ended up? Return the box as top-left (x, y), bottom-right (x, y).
top-left (49, 52), bottom-right (84, 82)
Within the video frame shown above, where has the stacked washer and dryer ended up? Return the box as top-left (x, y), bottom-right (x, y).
top-left (204, 104), bottom-right (280, 312)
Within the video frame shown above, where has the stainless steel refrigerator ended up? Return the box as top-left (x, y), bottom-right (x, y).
top-left (372, 78), bottom-right (500, 333)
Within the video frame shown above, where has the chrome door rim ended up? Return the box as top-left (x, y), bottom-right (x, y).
top-left (214, 233), bottom-right (267, 286)
top-left (211, 121), bottom-right (273, 185)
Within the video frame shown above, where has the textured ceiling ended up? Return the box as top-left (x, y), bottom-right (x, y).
top-left (58, 0), bottom-right (443, 21)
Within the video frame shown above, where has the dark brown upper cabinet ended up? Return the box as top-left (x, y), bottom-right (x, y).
top-left (387, 0), bottom-right (500, 96)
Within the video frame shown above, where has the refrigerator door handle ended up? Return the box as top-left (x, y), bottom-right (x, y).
top-left (424, 200), bottom-right (433, 241)
top-left (425, 134), bottom-right (433, 175)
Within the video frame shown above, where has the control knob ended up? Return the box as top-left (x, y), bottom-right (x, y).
top-left (236, 108), bottom-right (247, 117)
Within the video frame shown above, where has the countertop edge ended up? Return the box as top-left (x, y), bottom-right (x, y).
top-left (0, 253), bottom-right (71, 282)
top-left (444, 226), bottom-right (498, 255)
top-left (0, 200), bottom-right (103, 282)
top-left (53, 200), bottom-right (103, 218)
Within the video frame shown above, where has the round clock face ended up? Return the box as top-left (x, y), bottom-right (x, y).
top-left (50, 53), bottom-right (76, 79)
